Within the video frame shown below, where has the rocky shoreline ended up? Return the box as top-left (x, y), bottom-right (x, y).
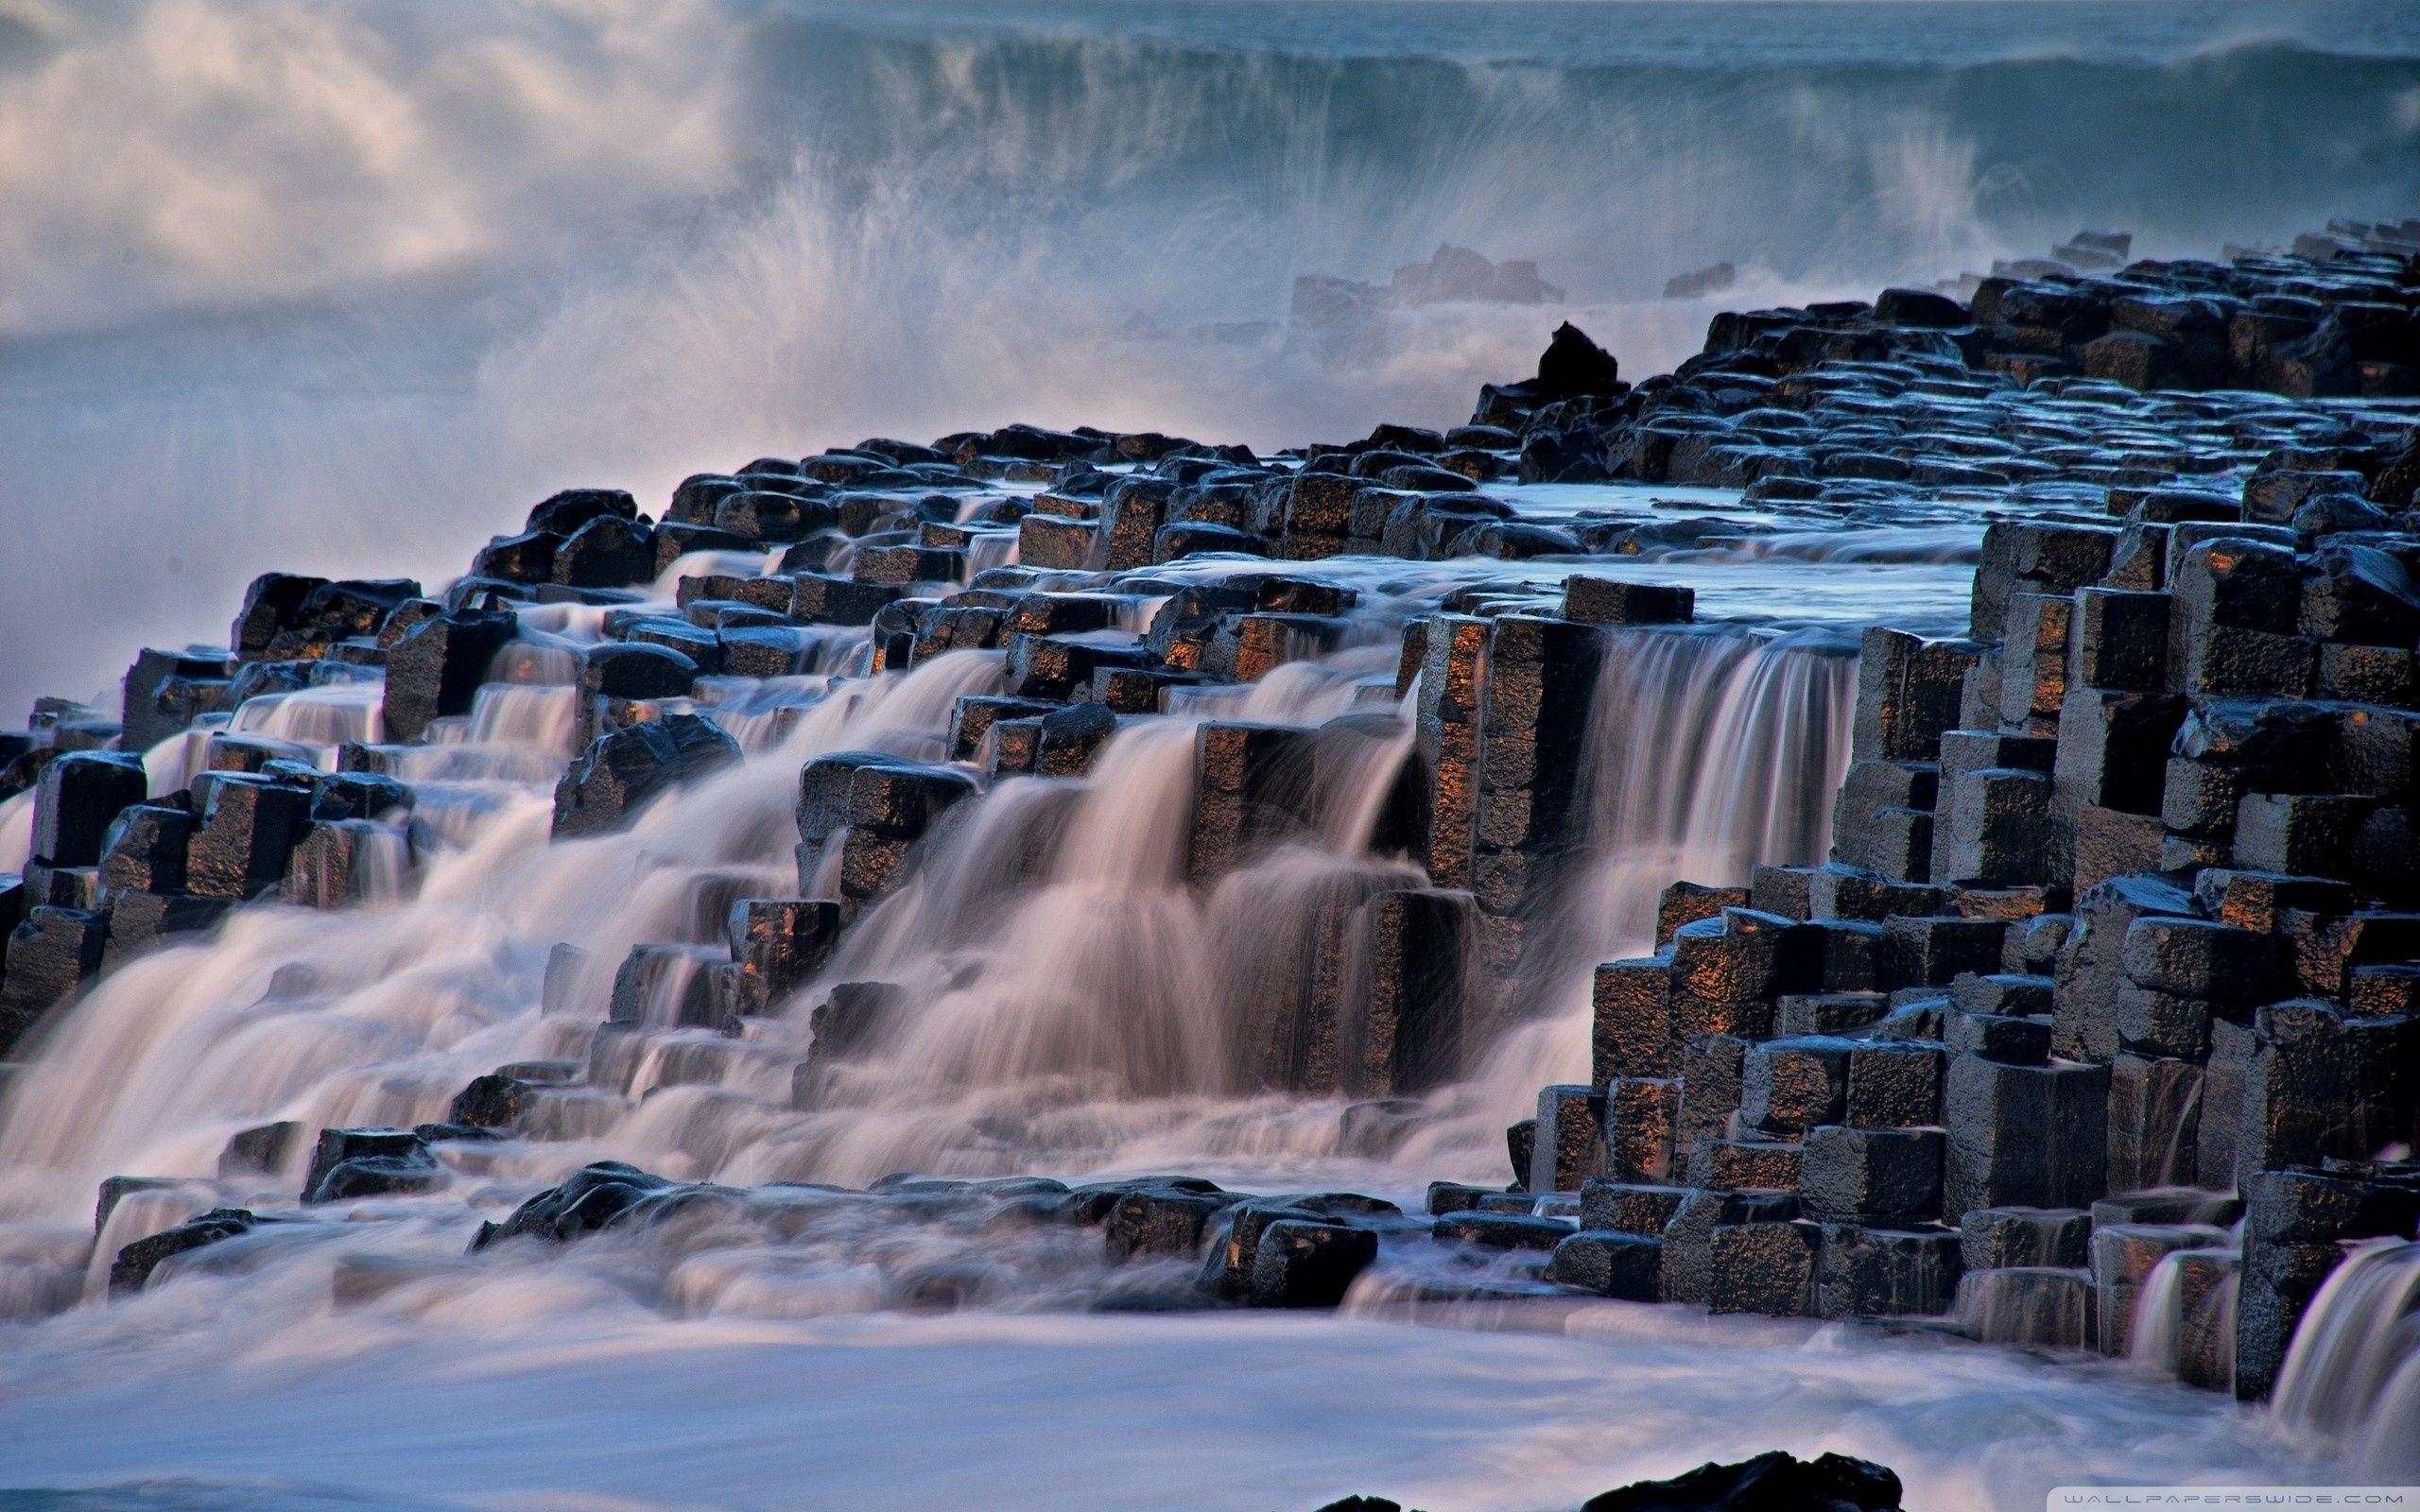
top-left (5, 214), bottom-right (2419, 1438)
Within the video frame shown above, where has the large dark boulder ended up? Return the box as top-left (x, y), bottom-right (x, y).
top-left (265, 578), bottom-right (422, 660)
top-left (472, 530), bottom-right (563, 584)
top-left (1200, 1194), bottom-right (1396, 1301)
top-left (230, 573), bottom-right (327, 658)
top-left (122, 647), bottom-right (235, 750)
top-left (1582, 1451), bottom-right (1903, 1512)
top-left (449, 1072), bottom-right (539, 1129)
top-left (1535, 321), bottom-right (1623, 400)
top-left (551, 714), bottom-right (741, 838)
top-left (796, 751), bottom-right (976, 844)
top-left (219, 1121), bottom-right (302, 1177)
top-left (1873, 287), bottom-right (1969, 328)
top-left (185, 774), bottom-right (311, 900)
top-left (1312, 1451), bottom-right (1903, 1512)
top-left (1, 905), bottom-right (109, 1048)
top-left (98, 804), bottom-right (194, 896)
top-left (667, 473), bottom-right (744, 525)
top-left (579, 643), bottom-right (698, 701)
top-left (1245, 1219), bottom-right (1378, 1307)
top-left (554, 515), bottom-right (656, 588)
top-left (102, 891), bottom-right (232, 969)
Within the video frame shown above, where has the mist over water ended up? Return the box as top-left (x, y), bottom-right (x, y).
top-left (3, 0), bottom-right (2418, 718)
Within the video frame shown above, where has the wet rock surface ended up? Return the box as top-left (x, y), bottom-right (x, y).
top-left (106, 1207), bottom-right (261, 1296)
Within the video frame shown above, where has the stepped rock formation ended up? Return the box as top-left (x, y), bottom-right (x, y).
top-left (0, 223), bottom-right (2415, 1440)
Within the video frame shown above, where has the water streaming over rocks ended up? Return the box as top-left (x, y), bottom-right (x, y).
top-left (2273, 1239), bottom-right (2420, 1477)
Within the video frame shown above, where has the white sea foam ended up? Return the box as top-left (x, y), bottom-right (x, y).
top-left (5, 2), bottom-right (2413, 715)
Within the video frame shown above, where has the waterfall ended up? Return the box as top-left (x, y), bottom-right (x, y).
top-left (2128, 1245), bottom-right (2238, 1387)
top-left (136, 678), bottom-right (389, 798)
top-left (2131, 1250), bottom-right (2188, 1374)
top-left (722, 649), bottom-right (1426, 1185)
top-left (1442, 624), bottom-right (1861, 1145)
top-left (0, 590), bottom-right (1866, 1280)
top-left (0, 790), bottom-right (31, 874)
top-left (2273, 1238), bottom-right (2420, 1474)
top-left (0, 648), bottom-right (1006, 1222)
top-left (1952, 1266), bottom-right (2094, 1350)
top-left (1559, 624), bottom-right (1860, 961)
top-left (233, 680), bottom-right (388, 751)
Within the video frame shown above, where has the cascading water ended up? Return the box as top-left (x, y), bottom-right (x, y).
top-left (1554, 625), bottom-right (1858, 963)
top-left (0, 480), bottom-right (2388, 1510)
top-left (0, 576), bottom-right (1869, 1244)
top-left (1954, 1266), bottom-right (2097, 1350)
top-left (738, 653), bottom-right (1434, 1184)
top-left (0, 791), bottom-right (30, 876)
top-left (2128, 1245), bottom-right (2239, 1386)
top-left (1444, 626), bottom-right (1860, 1140)
top-left (0, 574), bottom-right (2337, 1509)
top-left (0, 645), bottom-right (985, 1211)
top-left (2273, 1239), bottom-right (2420, 1476)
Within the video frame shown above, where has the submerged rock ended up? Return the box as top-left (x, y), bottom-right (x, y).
top-left (302, 1127), bottom-right (441, 1204)
top-left (471, 1161), bottom-right (680, 1250)
top-left (109, 1208), bottom-right (259, 1296)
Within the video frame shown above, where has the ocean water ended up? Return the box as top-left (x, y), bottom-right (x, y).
top-left (0, 1299), bottom-right (2341, 1511)
top-left (0, 0), bottom-right (2415, 717)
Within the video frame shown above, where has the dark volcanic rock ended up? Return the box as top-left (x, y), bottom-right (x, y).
top-left (472, 1160), bottom-right (679, 1250)
top-left (527, 488), bottom-right (638, 537)
top-left (32, 752), bottom-right (148, 868)
top-left (301, 1127), bottom-right (441, 1204)
top-left (1536, 321), bottom-right (1623, 400)
top-left (1, 905), bottom-right (110, 1047)
top-left (1582, 1452), bottom-right (1902, 1512)
top-left (186, 775), bottom-right (311, 899)
top-left (108, 1208), bottom-right (260, 1295)
top-left (449, 1073), bottom-right (536, 1130)
top-left (581, 643), bottom-right (698, 701)
top-left (552, 714), bottom-right (742, 838)
top-left (1245, 1218), bottom-right (1379, 1307)
top-left (219, 1120), bottom-right (302, 1177)
top-left (555, 515), bottom-right (656, 588)
top-left (381, 610), bottom-right (518, 743)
